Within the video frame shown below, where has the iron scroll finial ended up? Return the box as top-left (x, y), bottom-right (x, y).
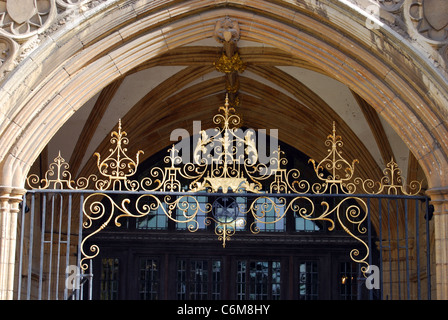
top-left (93, 119), bottom-right (144, 190)
top-left (308, 121), bottom-right (359, 194)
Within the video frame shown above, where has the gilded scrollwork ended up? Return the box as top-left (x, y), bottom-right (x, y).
top-left (355, 158), bottom-right (423, 195)
top-left (94, 119), bottom-right (144, 191)
top-left (80, 192), bottom-right (212, 270)
top-left (27, 151), bottom-right (97, 189)
top-left (309, 122), bottom-right (359, 194)
top-left (80, 193), bottom-right (119, 270)
top-left (246, 196), bottom-right (288, 234)
top-left (332, 197), bottom-right (370, 274)
top-left (27, 92), bottom-right (425, 275)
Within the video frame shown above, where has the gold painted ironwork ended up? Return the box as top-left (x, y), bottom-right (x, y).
top-left (214, 52), bottom-right (246, 73)
top-left (27, 152), bottom-right (75, 190)
top-left (26, 96), bottom-right (423, 275)
top-left (27, 151), bottom-right (94, 190)
top-left (94, 119), bottom-right (144, 191)
top-left (355, 158), bottom-right (423, 195)
top-left (309, 122), bottom-right (359, 194)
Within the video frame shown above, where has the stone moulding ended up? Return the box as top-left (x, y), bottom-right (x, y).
top-left (0, 0), bottom-right (447, 83)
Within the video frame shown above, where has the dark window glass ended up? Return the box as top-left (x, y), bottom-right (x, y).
top-left (298, 261), bottom-right (319, 300)
top-left (253, 197), bottom-right (285, 232)
top-left (237, 260), bottom-right (281, 300)
top-left (176, 195), bottom-right (208, 230)
top-left (136, 204), bottom-right (168, 230)
top-left (340, 262), bottom-right (359, 300)
top-left (177, 258), bottom-right (222, 300)
top-left (100, 258), bottom-right (119, 300)
top-left (139, 258), bottom-right (160, 300)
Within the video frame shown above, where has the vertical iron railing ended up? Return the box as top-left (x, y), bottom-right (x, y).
top-left (15, 190), bottom-right (93, 300)
top-left (366, 194), bottom-right (433, 300)
top-left (14, 189), bottom-right (433, 300)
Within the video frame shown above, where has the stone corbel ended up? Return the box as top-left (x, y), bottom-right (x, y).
top-left (213, 17), bottom-right (244, 107)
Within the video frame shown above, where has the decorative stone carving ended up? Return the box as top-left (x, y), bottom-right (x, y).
top-left (410, 0), bottom-right (448, 42)
top-left (213, 16), bottom-right (241, 59)
top-left (213, 16), bottom-right (240, 45)
top-left (0, 0), bottom-right (57, 41)
top-left (358, 0), bottom-right (448, 69)
top-left (0, 35), bottom-right (18, 81)
top-left (0, 36), bottom-right (13, 66)
top-left (0, 0), bottom-right (109, 83)
top-left (377, 0), bottom-right (404, 13)
top-left (213, 17), bottom-right (243, 107)
top-left (56, 0), bottom-right (94, 19)
top-left (0, 0), bottom-right (445, 84)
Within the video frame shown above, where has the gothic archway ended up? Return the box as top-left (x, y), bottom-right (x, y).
top-left (0, 0), bottom-right (447, 299)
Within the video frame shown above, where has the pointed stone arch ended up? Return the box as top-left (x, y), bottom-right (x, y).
top-left (0, 1), bottom-right (445, 189)
top-left (0, 0), bottom-right (447, 299)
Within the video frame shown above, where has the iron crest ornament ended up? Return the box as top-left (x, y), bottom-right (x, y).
top-left (27, 94), bottom-right (423, 275)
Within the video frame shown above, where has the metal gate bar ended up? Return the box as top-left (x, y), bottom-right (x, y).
top-left (15, 191), bottom-right (93, 300)
top-left (372, 196), bottom-right (432, 300)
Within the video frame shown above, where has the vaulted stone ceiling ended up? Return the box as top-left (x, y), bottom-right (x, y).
top-left (46, 35), bottom-right (418, 186)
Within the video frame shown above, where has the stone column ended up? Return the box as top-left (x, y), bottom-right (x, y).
top-left (426, 186), bottom-right (448, 300)
top-left (0, 187), bottom-right (26, 300)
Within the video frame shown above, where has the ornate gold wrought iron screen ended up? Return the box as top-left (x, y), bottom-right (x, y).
top-left (27, 95), bottom-right (423, 276)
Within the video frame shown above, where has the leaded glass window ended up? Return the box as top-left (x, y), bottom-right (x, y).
top-left (340, 262), bottom-right (359, 300)
top-left (298, 261), bottom-right (319, 300)
top-left (100, 258), bottom-right (119, 300)
top-left (237, 260), bottom-right (282, 300)
top-left (176, 258), bottom-right (222, 300)
top-left (139, 258), bottom-right (160, 300)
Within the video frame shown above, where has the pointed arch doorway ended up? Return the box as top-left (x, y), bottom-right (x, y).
top-left (3, 0), bottom-right (443, 301)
